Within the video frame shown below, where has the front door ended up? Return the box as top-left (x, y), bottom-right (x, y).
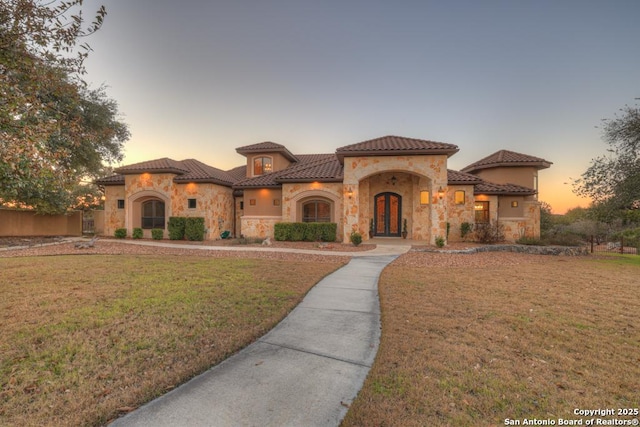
top-left (374, 192), bottom-right (402, 237)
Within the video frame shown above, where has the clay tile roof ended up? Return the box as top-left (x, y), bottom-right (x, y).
top-left (114, 158), bottom-right (190, 175)
top-left (447, 169), bottom-right (483, 185)
top-left (102, 158), bottom-right (238, 187)
top-left (336, 135), bottom-right (459, 162)
top-left (173, 159), bottom-right (235, 186)
top-left (232, 154), bottom-right (340, 189)
top-left (236, 141), bottom-right (298, 162)
top-left (474, 181), bottom-right (536, 196)
top-left (95, 174), bottom-right (124, 185)
top-left (232, 172), bottom-right (282, 189)
top-left (277, 155), bottom-right (343, 182)
top-left (461, 150), bottom-right (552, 173)
top-left (226, 165), bottom-right (248, 183)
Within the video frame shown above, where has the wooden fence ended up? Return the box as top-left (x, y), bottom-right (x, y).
top-left (0, 209), bottom-right (82, 236)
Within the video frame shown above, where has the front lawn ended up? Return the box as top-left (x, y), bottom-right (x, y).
top-left (0, 255), bottom-right (344, 426)
top-left (343, 253), bottom-right (640, 427)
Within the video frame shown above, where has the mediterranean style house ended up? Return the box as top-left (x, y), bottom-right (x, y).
top-left (96, 135), bottom-right (552, 244)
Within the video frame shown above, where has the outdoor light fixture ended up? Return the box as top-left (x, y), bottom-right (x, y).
top-left (390, 175), bottom-right (397, 186)
top-left (347, 187), bottom-right (353, 199)
top-left (438, 187), bottom-right (445, 200)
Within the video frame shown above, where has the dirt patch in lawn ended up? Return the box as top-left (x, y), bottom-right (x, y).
top-left (342, 253), bottom-right (640, 427)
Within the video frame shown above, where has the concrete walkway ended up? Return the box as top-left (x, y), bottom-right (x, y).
top-left (109, 238), bottom-right (410, 257)
top-left (110, 249), bottom-right (407, 427)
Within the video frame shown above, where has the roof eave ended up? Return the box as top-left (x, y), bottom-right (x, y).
top-left (95, 180), bottom-right (124, 186)
top-left (114, 168), bottom-right (188, 175)
top-left (462, 161), bottom-right (552, 173)
top-left (232, 183), bottom-right (282, 190)
top-left (174, 178), bottom-right (234, 187)
top-left (236, 147), bottom-right (299, 163)
top-left (276, 177), bottom-right (343, 184)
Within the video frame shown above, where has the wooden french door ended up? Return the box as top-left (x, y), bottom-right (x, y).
top-left (374, 192), bottom-right (402, 237)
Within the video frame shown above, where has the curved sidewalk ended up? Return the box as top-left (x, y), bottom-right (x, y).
top-left (110, 249), bottom-right (407, 427)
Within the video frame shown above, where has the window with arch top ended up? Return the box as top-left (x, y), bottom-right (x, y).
top-left (142, 200), bottom-right (165, 229)
top-left (302, 199), bottom-right (331, 222)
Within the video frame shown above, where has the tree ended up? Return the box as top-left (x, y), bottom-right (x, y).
top-left (539, 200), bottom-right (554, 233)
top-left (574, 103), bottom-right (640, 219)
top-left (0, 0), bottom-right (129, 213)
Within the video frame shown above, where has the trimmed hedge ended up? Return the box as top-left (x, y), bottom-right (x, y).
top-left (274, 222), bottom-right (337, 242)
top-left (185, 217), bottom-right (205, 241)
top-left (151, 228), bottom-right (164, 240)
top-left (114, 228), bottom-right (127, 239)
top-left (168, 217), bottom-right (186, 240)
top-left (132, 227), bottom-right (143, 239)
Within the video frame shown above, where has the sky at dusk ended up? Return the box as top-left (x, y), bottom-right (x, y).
top-left (82, 0), bottom-right (640, 214)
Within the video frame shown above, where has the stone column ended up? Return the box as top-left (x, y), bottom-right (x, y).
top-left (343, 181), bottom-right (359, 242)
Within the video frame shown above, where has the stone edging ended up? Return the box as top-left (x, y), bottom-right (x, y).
top-left (413, 244), bottom-right (589, 256)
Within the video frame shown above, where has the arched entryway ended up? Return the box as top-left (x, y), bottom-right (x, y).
top-left (374, 192), bottom-right (402, 237)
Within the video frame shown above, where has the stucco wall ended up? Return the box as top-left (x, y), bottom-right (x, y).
top-left (243, 188), bottom-right (283, 217)
top-left (474, 167), bottom-right (538, 190)
top-left (245, 153), bottom-right (292, 178)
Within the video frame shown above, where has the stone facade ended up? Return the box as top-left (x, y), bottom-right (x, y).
top-left (103, 173), bottom-right (233, 240)
top-left (445, 185), bottom-right (476, 243)
top-left (98, 136), bottom-right (550, 245)
top-left (342, 155), bottom-right (448, 244)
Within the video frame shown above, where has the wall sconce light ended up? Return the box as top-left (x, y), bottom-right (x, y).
top-left (347, 187), bottom-right (353, 199)
top-left (389, 175), bottom-right (397, 186)
top-left (438, 187), bottom-right (445, 200)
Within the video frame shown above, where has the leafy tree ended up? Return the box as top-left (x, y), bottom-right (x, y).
top-left (0, 0), bottom-right (129, 213)
top-left (574, 103), bottom-right (640, 219)
top-left (539, 201), bottom-right (554, 233)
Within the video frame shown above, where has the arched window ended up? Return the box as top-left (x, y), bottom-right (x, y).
top-left (142, 200), bottom-right (165, 229)
top-left (302, 200), bottom-right (331, 222)
top-left (253, 157), bottom-right (273, 176)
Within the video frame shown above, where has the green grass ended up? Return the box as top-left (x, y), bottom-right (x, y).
top-left (594, 253), bottom-right (640, 266)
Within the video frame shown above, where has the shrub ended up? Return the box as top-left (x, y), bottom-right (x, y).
top-left (474, 221), bottom-right (504, 244)
top-left (168, 217), bottom-right (186, 240)
top-left (151, 228), bottom-right (164, 240)
top-left (517, 236), bottom-right (544, 245)
top-left (185, 217), bottom-right (205, 241)
top-left (304, 222), bottom-right (323, 242)
top-left (319, 223), bottom-right (337, 242)
top-left (435, 236), bottom-right (445, 248)
top-left (461, 222), bottom-right (472, 239)
top-left (350, 231), bottom-right (362, 246)
top-left (543, 230), bottom-right (584, 246)
top-left (290, 222), bottom-right (306, 241)
top-left (114, 228), bottom-right (127, 239)
top-left (132, 228), bottom-right (143, 239)
top-left (274, 222), bottom-right (337, 242)
top-left (274, 223), bottom-right (290, 241)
